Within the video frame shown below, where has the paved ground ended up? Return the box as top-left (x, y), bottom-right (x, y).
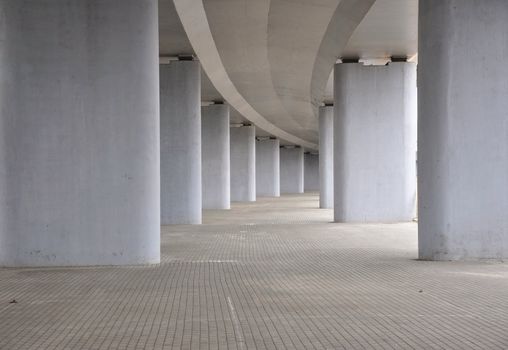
top-left (1, 193), bottom-right (508, 349)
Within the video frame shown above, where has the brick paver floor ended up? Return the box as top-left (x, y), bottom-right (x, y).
top-left (1, 193), bottom-right (507, 349)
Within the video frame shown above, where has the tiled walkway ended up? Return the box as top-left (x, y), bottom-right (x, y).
top-left (1, 194), bottom-right (508, 349)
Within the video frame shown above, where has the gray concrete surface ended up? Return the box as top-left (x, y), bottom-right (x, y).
top-left (160, 61), bottom-right (202, 224)
top-left (418, 0), bottom-right (508, 261)
top-left (319, 106), bottom-right (334, 209)
top-left (230, 126), bottom-right (256, 202)
top-left (304, 153), bottom-right (320, 192)
top-left (256, 139), bottom-right (281, 197)
top-left (172, 0), bottom-right (317, 149)
top-left (168, 0), bottom-right (417, 148)
top-left (334, 62), bottom-right (417, 222)
top-left (202, 105), bottom-right (230, 210)
top-left (0, 0), bottom-right (160, 266)
top-left (1, 193), bottom-right (507, 349)
top-left (280, 147), bottom-right (305, 194)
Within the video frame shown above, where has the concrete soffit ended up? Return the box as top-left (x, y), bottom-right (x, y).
top-left (173, 0), bottom-right (319, 150)
top-left (310, 0), bottom-right (376, 111)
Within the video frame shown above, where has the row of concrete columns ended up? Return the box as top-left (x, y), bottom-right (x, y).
top-left (317, 0), bottom-right (508, 261)
top-left (210, 125), bottom-right (314, 204)
top-left (150, 56), bottom-right (419, 230)
top-left (161, 60), bottom-right (316, 220)
top-left (1, 0), bottom-right (506, 266)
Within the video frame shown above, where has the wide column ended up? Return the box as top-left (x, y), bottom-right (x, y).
top-left (0, 0), bottom-right (160, 266)
top-left (230, 126), bottom-right (256, 202)
top-left (280, 147), bottom-right (304, 194)
top-left (202, 104), bottom-right (230, 210)
top-left (334, 62), bottom-right (417, 222)
top-left (256, 138), bottom-right (280, 197)
top-left (304, 153), bottom-right (319, 192)
top-left (160, 60), bottom-right (202, 224)
top-left (419, 0), bottom-right (508, 260)
top-left (319, 106), bottom-right (334, 208)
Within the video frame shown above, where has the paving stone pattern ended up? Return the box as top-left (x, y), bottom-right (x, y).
top-left (1, 194), bottom-right (507, 349)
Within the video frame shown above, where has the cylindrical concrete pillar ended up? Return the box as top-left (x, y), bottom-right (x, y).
top-left (0, 0), bottom-right (160, 266)
top-left (160, 61), bottom-right (202, 224)
top-left (230, 126), bottom-right (256, 202)
top-left (256, 138), bottom-right (281, 197)
top-left (319, 106), bottom-right (334, 209)
top-left (280, 147), bottom-right (304, 194)
top-left (418, 0), bottom-right (508, 260)
top-left (334, 62), bottom-right (417, 222)
top-left (202, 104), bottom-right (230, 210)
top-left (304, 153), bottom-right (319, 192)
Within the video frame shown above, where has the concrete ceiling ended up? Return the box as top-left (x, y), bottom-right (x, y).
top-left (159, 0), bottom-right (418, 149)
top-left (159, 0), bottom-right (220, 103)
top-left (324, 0), bottom-right (418, 102)
top-left (343, 0), bottom-right (418, 59)
top-left (159, 0), bottom-right (256, 132)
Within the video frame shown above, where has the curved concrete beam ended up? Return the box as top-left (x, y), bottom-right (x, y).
top-left (201, 0), bottom-right (311, 142)
top-left (268, 0), bottom-right (340, 130)
top-left (311, 0), bottom-right (376, 109)
top-left (173, 0), bottom-right (318, 149)
top-left (267, 0), bottom-right (374, 126)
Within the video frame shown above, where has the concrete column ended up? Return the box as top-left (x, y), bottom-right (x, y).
top-left (256, 138), bottom-right (281, 197)
top-left (160, 61), bottom-right (201, 224)
top-left (202, 104), bottom-right (230, 210)
top-left (319, 106), bottom-right (334, 209)
top-left (304, 153), bottom-right (320, 192)
top-left (419, 0), bottom-right (508, 260)
top-left (280, 147), bottom-right (304, 194)
top-left (334, 62), bottom-right (417, 222)
top-left (230, 126), bottom-right (256, 202)
top-left (0, 0), bottom-right (160, 266)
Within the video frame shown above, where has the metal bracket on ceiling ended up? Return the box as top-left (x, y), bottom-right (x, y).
top-left (231, 123), bottom-right (252, 128)
top-left (177, 54), bottom-right (195, 61)
top-left (159, 55), bottom-right (197, 64)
